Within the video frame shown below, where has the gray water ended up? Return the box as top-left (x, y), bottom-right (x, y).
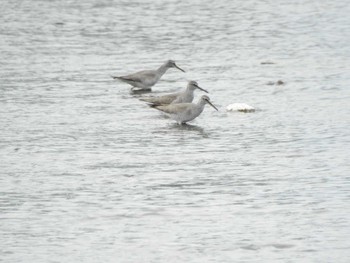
top-left (1, 0), bottom-right (350, 262)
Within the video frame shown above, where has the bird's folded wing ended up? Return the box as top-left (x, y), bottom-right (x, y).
top-left (120, 70), bottom-right (156, 83)
top-left (155, 104), bottom-right (190, 114)
top-left (141, 94), bottom-right (177, 105)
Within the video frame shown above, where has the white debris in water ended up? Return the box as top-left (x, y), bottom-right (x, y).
top-left (226, 103), bottom-right (255, 112)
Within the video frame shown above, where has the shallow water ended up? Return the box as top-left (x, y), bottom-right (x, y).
top-left (1, 0), bottom-right (350, 262)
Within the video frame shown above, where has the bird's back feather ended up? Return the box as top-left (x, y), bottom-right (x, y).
top-left (153, 103), bottom-right (192, 114)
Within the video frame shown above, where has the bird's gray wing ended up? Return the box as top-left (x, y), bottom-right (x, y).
top-left (141, 93), bottom-right (178, 105)
top-left (117, 70), bottom-right (156, 83)
top-left (154, 103), bottom-right (191, 114)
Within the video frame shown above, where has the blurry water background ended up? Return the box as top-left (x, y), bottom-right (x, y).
top-left (1, 0), bottom-right (350, 262)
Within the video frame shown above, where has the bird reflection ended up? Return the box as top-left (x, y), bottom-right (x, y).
top-left (129, 89), bottom-right (153, 95)
top-left (168, 123), bottom-right (209, 137)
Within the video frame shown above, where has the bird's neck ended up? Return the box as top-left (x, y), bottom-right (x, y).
top-left (196, 99), bottom-right (206, 111)
top-left (198, 99), bottom-right (206, 107)
top-left (191, 101), bottom-right (205, 117)
top-left (157, 63), bottom-right (170, 76)
top-left (185, 86), bottom-right (194, 94)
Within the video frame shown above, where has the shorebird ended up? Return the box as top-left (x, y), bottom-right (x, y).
top-left (112, 60), bottom-right (185, 91)
top-left (151, 95), bottom-right (218, 124)
top-left (139, 80), bottom-right (208, 106)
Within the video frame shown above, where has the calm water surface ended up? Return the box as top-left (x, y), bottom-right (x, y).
top-left (1, 0), bottom-right (350, 262)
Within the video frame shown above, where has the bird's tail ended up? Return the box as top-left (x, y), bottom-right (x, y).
top-left (112, 76), bottom-right (136, 83)
top-left (139, 98), bottom-right (164, 107)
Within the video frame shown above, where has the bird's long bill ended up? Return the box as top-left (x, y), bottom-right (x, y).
top-left (174, 64), bottom-right (185, 72)
top-left (207, 100), bottom-right (219, 111)
top-left (197, 85), bottom-right (209, 93)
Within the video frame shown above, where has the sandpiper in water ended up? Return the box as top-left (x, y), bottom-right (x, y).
top-left (151, 95), bottom-right (218, 124)
top-left (112, 60), bottom-right (185, 91)
top-left (140, 80), bottom-right (208, 106)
